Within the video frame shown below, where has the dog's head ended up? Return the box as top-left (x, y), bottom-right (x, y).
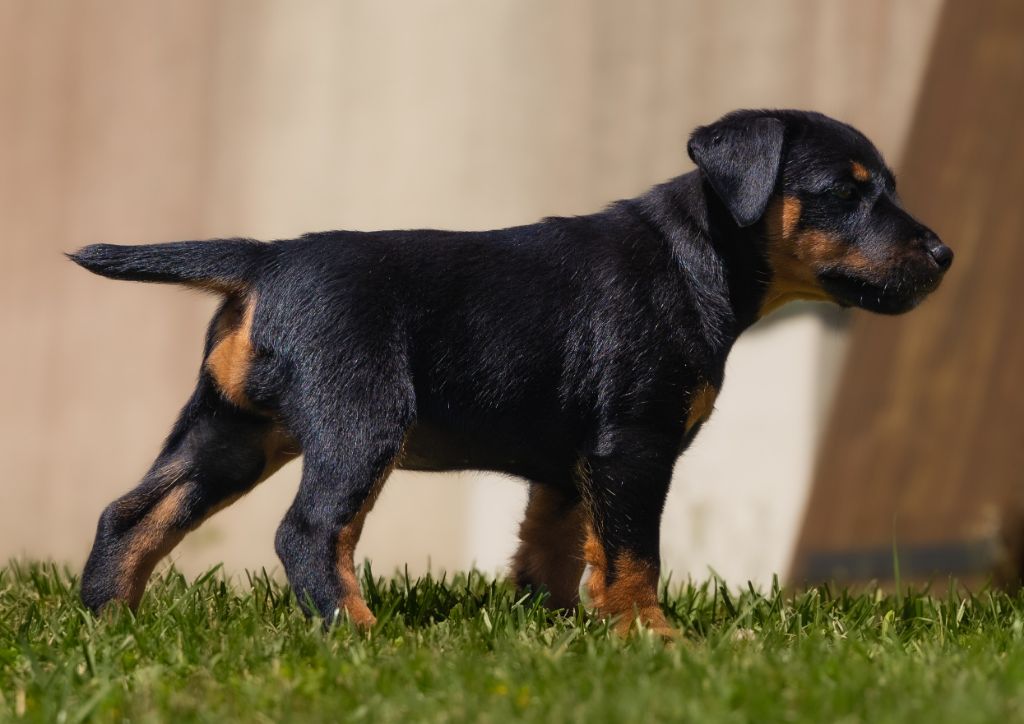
top-left (688, 109), bottom-right (952, 315)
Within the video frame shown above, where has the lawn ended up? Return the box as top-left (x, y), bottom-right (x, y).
top-left (2, 562), bottom-right (1024, 723)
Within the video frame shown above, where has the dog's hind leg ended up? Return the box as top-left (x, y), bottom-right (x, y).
top-left (329, 475), bottom-right (388, 628)
top-left (80, 378), bottom-right (299, 613)
top-left (274, 384), bottom-right (413, 628)
top-left (511, 484), bottom-right (587, 609)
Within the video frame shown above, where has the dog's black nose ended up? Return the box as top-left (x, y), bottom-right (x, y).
top-left (926, 240), bottom-right (954, 271)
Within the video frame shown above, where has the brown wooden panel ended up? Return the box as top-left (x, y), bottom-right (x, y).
top-left (791, 0), bottom-right (1024, 585)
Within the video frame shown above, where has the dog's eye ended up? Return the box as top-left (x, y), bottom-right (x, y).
top-left (830, 183), bottom-right (857, 201)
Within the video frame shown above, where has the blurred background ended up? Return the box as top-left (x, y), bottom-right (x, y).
top-left (2, 0), bottom-right (1021, 589)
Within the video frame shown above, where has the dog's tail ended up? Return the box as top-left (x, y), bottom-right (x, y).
top-left (67, 239), bottom-right (268, 294)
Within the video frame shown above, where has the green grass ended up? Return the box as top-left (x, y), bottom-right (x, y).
top-left (2, 563), bottom-right (1024, 723)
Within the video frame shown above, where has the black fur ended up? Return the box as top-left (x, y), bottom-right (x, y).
top-left (687, 115), bottom-right (785, 227)
top-left (70, 109), bottom-right (952, 628)
top-left (67, 239), bottom-right (266, 288)
top-left (81, 379), bottom-right (274, 612)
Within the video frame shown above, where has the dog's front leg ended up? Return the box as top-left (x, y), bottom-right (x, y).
top-left (511, 484), bottom-right (587, 609)
top-left (579, 431), bottom-right (677, 639)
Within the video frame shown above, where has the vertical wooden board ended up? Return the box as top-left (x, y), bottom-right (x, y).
top-left (790, 0), bottom-right (1024, 585)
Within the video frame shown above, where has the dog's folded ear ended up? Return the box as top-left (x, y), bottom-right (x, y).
top-left (687, 115), bottom-right (785, 228)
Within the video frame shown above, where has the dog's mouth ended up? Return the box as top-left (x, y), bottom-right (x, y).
top-left (818, 272), bottom-right (941, 315)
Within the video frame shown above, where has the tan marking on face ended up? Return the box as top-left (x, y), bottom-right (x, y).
top-left (760, 196), bottom-right (860, 317)
top-left (781, 195), bottom-right (802, 237)
top-left (511, 486), bottom-right (587, 609)
top-left (583, 525), bottom-right (674, 638)
top-left (117, 484), bottom-right (191, 609)
top-left (335, 466), bottom-right (394, 629)
top-left (685, 383), bottom-right (718, 434)
top-left (851, 161), bottom-right (871, 182)
top-left (206, 298), bottom-right (256, 408)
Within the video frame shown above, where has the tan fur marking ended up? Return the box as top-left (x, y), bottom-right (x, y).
top-left (335, 470), bottom-right (391, 629)
top-left (760, 196), bottom-right (839, 316)
top-left (206, 298), bottom-right (256, 408)
top-left (111, 459), bottom-right (188, 522)
top-left (685, 382), bottom-right (718, 434)
top-left (850, 161), bottom-right (871, 182)
top-left (112, 425), bottom-right (298, 611)
top-left (583, 526), bottom-right (674, 638)
top-left (780, 195), bottom-right (802, 237)
top-left (511, 486), bottom-right (587, 609)
top-left (117, 484), bottom-right (191, 608)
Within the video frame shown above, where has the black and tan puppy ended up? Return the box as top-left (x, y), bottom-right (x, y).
top-left (70, 110), bottom-right (952, 637)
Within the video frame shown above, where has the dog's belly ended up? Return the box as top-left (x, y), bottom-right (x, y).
top-left (396, 422), bottom-right (573, 484)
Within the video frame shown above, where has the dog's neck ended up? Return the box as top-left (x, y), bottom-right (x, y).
top-left (635, 171), bottom-right (773, 338)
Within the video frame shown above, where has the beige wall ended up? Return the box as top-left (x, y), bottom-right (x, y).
top-left (0, 1), bottom-right (940, 584)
